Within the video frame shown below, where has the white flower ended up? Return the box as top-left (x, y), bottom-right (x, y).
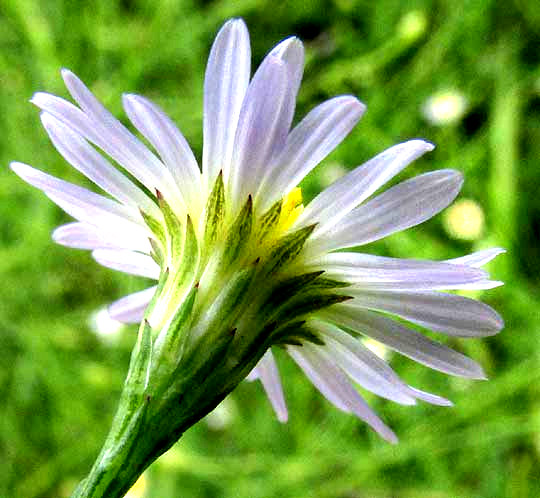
top-left (12, 19), bottom-right (503, 444)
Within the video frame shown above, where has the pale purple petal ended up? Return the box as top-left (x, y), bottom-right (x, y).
top-left (321, 305), bottom-right (486, 379)
top-left (347, 289), bottom-right (503, 337)
top-left (446, 248), bottom-right (506, 268)
top-left (122, 94), bottom-right (203, 214)
top-left (311, 320), bottom-right (416, 405)
top-left (229, 56), bottom-right (292, 210)
top-left (92, 249), bottom-right (160, 279)
top-left (306, 252), bottom-right (490, 291)
top-left (307, 169), bottom-right (463, 254)
top-left (288, 343), bottom-right (398, 443)
top-left (53, 222), bottom-right (151, 252)
top-left (228, 38), bottom-right (304, 207)
top-left (252, 349), bottom-right (288, 422)
top-left (32, 72), bottom-right (183, 207)
top-left (296, 140), bottom-right (434, 236)
top-left (245, 367), bottom-right (259, 382)
top-left (258, 96), bottom-right (365, 211)
top-left (40, 112), bottom-right (159, 217)
top-left (407, 386), bottom-right (453, 406)
top-left (203, 19), bottom-right (251, 192)
top-left (269, 36), bottom-right (304, 105)
top-left (10, 162), bottom-right (144, 229)
top-left (108, 286), bottom-right (157, 323)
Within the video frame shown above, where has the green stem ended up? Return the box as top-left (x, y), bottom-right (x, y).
top-left (69, 315), bottom-right (270, 498)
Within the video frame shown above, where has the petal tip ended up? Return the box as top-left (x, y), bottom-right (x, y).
top-left (277, 411), bottom-right (289, 423)
top-left (60, 67), bottom-right (77, 83)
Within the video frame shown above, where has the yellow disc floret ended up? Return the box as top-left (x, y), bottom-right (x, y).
top-left (278, 187), bottom-right (304, 233)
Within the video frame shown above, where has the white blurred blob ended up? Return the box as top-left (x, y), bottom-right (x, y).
top-left (422, 90), bottom-right (468, 126)
top-left (88, 307), bottom-right (125, 345)
top-left (443, 198), bottom-right (485, 241)
top-left (398, 11), bottom-right (428, 42)
top-left (205, 396), bottom-right (236, 431)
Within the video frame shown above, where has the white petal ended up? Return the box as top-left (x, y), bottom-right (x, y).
top-left (122, 94), bottom-right (203, 215)
top-left (40, 112), bottom-right (159, 217)
top-left (446, 248), bottom-right (506, 268)
top-left (230, 37), bottom-right (304, 205)
top-left (10, 162), bottom-right (144, 229)
top-left (53, 222), bottom-right (151, 252)
top-left (452, 280), bottom-right (504, 290)
top-left (203, 19), bottom-right (251, 192)
top-left (258, 96), bottom-right (365, 211)
top-left (308, 170), bottom-right (463, 254)
top-left (245, 367), bottom-right (259, 382)
top-left (307, 252), bottom-right (490, 291)
top-left (347, 289), bottom-right (503, 337)
top-left (407, 386), bottom-right (453, 406)
top-left (321, 305), bottom-right (486, 379)
top-left (33, 72), bottom-right (183, 208)
top-left (288, 343), bottom-right (398, 443)
top-left (269, 37), bottom-right (304, 106)
top-left (252, 349), bottom-right (288, 422)
top-left (229, 56), bottom-right (292, 210)
top-left (296, 140), bottom-right (434, 236)
top-left (108, 286), bottom-right (156, 323)
top-left (92, 249), bottom-right (160, 279)
top-left (310, 320), bottom-right (416, 405)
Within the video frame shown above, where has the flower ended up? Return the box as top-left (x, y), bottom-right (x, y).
top-left (12, 19), bottom-right (503, 446)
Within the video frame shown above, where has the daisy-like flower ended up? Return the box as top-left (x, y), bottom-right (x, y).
top-left (12, 19), bottom-right (503, 498)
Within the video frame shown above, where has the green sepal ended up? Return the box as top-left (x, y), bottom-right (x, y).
top-left (269, 293), bottom-right (353, 326)
top-left (167, 215), bottom-right (199, 294)
top-left (164, 266), bottom-right (256, 399)
top-left (143, 267), bottom-right (170, 321)
top-left (140, 209), bottom-right (166, 246)
top-left (303, 277), bottom-right (351, 290)
top-left (223, 195), bottom-right (253, 265)
top-left (147, 216), bottom-right (199, 330)
top-left (178, 215), bottom-right (199, 279)
top-left (171, 326), bottom-right (237, 400)
top-left (273, 323), bottom-right (325, 346)
top-left (126, 319), bottom-right (153, 392)
top-left (203, 171), bottom-right (225, 250)
top-left (157, 190), bottom-right (183, 265)
top-left (192, 261), bottom-right (258, 339)
top-left (263, 223), bottom-right (316, 275)
top-left (257, 199), bottom-right (281, 242)
top-left (154, 283), bottom-right (199, 357)
top-left (259, 271), bottom-right (324, 314)
top-left (150, 285), bottom-right (199, 396)
top-left (149, 238), bottom-right (164, 266)
top-left (140, 209), bottom-right (166, 263)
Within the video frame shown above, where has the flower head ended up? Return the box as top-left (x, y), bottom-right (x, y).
top-left (12, 19), bottom-right (503, 445)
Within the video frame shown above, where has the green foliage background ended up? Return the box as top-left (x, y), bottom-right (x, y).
top-left (1, 0), bottom-right (539, 497)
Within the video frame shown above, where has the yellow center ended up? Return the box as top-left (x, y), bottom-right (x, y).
top-left (277, 187), bottom-right (304, 233)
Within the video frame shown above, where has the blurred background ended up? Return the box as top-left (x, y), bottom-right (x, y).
top-left (1, 0), bottom-right (539, 497)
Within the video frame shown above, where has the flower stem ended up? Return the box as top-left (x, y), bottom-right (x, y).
top-left (70, 301), bottom-right (271, 498)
